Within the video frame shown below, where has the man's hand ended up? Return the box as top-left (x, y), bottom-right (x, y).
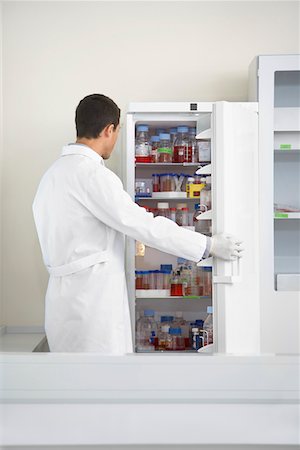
top-left (210, 233), bottom-right (244, 261)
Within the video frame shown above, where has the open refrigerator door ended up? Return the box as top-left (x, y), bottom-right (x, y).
top-left (212, 101), bottom-right (260, 354)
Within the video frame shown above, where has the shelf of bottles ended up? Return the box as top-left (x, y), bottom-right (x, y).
top-left (273, 71), bottom-right (300, 291)
top-left (134, 121), bottom-right (213, 352)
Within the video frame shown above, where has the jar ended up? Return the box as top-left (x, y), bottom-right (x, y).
top-left (203, 267), bottom-right (212, 296)
top-left (156, 271), bottom-right (164, 290)
top-left (169, 207), bottom-right (176, 222)
top-left (135, 271), bottom-right (143, 289)
top-left (152, 174), bottom-right (160, 193)
top-left (157, 202), bottom-right (170, 219)
top-left (158, 133), bottom-right (172, 163)
top-left (161, 270), bottom-right (171, 290)
top-left (170, 271), bottom-right (183, 296)
top-left (160, 174), bottom-right (175, 192)
top-left (150, 136), bottom-right (160, 163)
top-left (148, 270), bottom-right (156, 290)
top-left (166, 328), bottom-right (185, 351)
top-left (142, 271), bottom-right (150, 290)
top-left (198, 140), bottom-right (211, 163)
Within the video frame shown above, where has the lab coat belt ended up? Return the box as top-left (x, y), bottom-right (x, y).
top-left (46, 251), bottom-right (109, 277)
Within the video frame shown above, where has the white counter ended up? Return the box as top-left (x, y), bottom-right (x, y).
top-left (0, 351), bottom-right (299, 446)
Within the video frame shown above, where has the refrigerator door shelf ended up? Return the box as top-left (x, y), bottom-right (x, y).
top-left (195, 164), bottom-right (212, 175)
top-left (196, 210), bottom-right (212, 220)
top-left (152, 192), bottom-right (187, 199)
top-left (196, 128), bottom-right (212, 140)
top-left (213, 259), bottom-right (241, 284)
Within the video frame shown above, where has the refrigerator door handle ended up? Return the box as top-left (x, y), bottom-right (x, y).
top-left (213, 258), bottom-right (242, 284)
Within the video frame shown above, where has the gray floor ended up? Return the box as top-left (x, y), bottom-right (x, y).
top-left (2, 446), bottom-right (298, 450)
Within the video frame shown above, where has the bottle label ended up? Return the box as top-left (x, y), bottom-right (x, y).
top-left (158, 147), bottom-right (172, 155)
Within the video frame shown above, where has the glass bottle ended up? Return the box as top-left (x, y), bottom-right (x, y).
top-left (199, 176), bottom-right (211, 210)
top-left (173, 126), bottom-right (189, 163)
top-left (135, 124), bottom-right (151, 162)
top-left (158, 133), bottom-right (172, 163)
top-left (150, 135), bottom-right (160, 163)
top-left (136, 309), bottom-right (158, 352)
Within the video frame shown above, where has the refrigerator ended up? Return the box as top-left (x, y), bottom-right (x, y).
top-left (248, 54), bottom-right (300, 354)
top-left (125, 101), bottom-right (260, 355)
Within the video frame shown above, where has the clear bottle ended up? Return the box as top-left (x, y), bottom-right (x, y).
top-left (150, 136), bottom-right (160, 163)
top-left (173, 126), bottom-right (189, 163)
top-left (135, 125), bottom-right (151, 162)
top-left (169, 207), bottom-right (177, 222)
top-left (152, 174), bottom-right (160, 193)
top-left (158, 133), bottom-right (173, 163)
top-left (170, 271), bottom-right (183, 296)
top-left (135, 271), bottom-right (143, 290)
top-left (173, 311), bottom-right (189, 348)
top-left (157, 202), bottom-right (170, 219)
top-left (203, 267), bottom-right (212, 296)
top-left (158, 324), bottom-right (170, 351)
top-left (160, 173), bottom-right (175, 192)
top-left (170, 127), bottom-right (178, 149)
top-left (166, 328), bottom-right (185, 351)
top-left (136, 309), bottom-right (158, 352)
top-left (176, 207), bottom-right (189, 226)
top-left (203, 306), bottom-right (213, 344)
top-left (187, 127), bottom-right (197, 163)
top-left (142, 271), bottom-right (150, 289)
top-left (199, 176), bottom-right (211, 210)
top-left (193, 203), bottom-right (211, 235)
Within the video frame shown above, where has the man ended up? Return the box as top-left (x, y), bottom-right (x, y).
top-left (33, 94), bottom-right (243, 354)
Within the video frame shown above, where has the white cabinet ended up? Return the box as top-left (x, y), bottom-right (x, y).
top-left (248, 54), bottom-right (300, 354)
top-left (126, 102), bottom-right (260, 355)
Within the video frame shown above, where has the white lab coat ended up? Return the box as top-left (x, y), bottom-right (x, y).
top-left (33, 144), bottom-right (208, 354)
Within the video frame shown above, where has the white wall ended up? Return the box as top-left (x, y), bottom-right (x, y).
top-left (1, 1), bottom-right (299, 327)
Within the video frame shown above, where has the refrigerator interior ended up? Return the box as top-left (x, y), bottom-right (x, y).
top-left (133, 114), bottom-right (213, 353)
top-left (273, 70), bottom-right (300, 291)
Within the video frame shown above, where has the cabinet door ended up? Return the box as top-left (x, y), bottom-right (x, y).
top-left (212, 102), bottom-right (260, 354)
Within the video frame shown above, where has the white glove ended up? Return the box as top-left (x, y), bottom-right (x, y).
top-left (210, 233), bottom-right (244, 261)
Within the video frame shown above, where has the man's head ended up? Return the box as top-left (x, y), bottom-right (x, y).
top-left (75, 94), bottom-right (121, 159)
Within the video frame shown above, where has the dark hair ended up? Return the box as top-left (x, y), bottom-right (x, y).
top-left (75, 94), bottom-right (120, 139)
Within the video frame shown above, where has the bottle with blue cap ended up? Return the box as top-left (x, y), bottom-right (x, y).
top-left (174, 126), bottom-right (189, 163)
top-left (158, 133), bottom-right (172, 163)
top-left (166, 327), bottom-right (185, 351)
top-left (188, 127), bottom-right (198, 163)
top-left (203, 306), bottom-right (213, 345)
top-left (150, 135), bottom-right (160, 163)
top-left (136, 309), bottom-right (158, 352)
top-left (135, 124), bottom-right (150, 162)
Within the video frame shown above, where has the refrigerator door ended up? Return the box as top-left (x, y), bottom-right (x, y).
top-left (212, 101), bottom-right (260, 354)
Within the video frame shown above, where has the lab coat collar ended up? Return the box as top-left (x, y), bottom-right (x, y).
top-left (61, 143), bottom-right (105, 165)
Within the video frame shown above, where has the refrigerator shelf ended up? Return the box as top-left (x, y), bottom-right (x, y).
top-left (274, 212), bottom-right (300, 219)
top-left (136, 196), bottom-right (199, 201)
top-left (136, 295), bottom-right (212, 300)
top-left (135, 163), bottom-right (205, 167)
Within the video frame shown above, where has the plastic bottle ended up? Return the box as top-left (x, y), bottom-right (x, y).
top-left (170, 271), bottom-right (183, 296)
top-left (193, 203), bottom-right (211, 235)
top-left (150, 136), bottom-right (160, 163)
top-left (158, 133), bottom-right (172, 163)
top-left (176, 207), bottom-right (189, 226)
top-left (173, 311), bottom-right (189, 348)
top-left (199, 176), bottom-right (211, 210)
top-left (158, 324), bottom-right (170, 351)
top-left (173, 126), bottom-right (189, 163)
top-left (203, 267), bottom-right (212, 296)
top-left (152, 174), bottom-right (160, 193)
top-left (136, 309), bottom-right (158, 352)
top-left (157, 202), bottom-right (170, 219)
top-left (135, 125), bottom-right (151, 162)
top-left (187, 127), bottom-right (197, 163)
top-left (169, 207), bottom-right (177, 222)
top-left (170, 127), bottom-right (178, 149)
top-left (166, 328), bottom-right (185, 351)
top-left (203, 306), bottom-right (213, 344)
top-left (160, 173), bottom-right (175, 192)
top-left (186, 177), bottom-right (195, 198)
